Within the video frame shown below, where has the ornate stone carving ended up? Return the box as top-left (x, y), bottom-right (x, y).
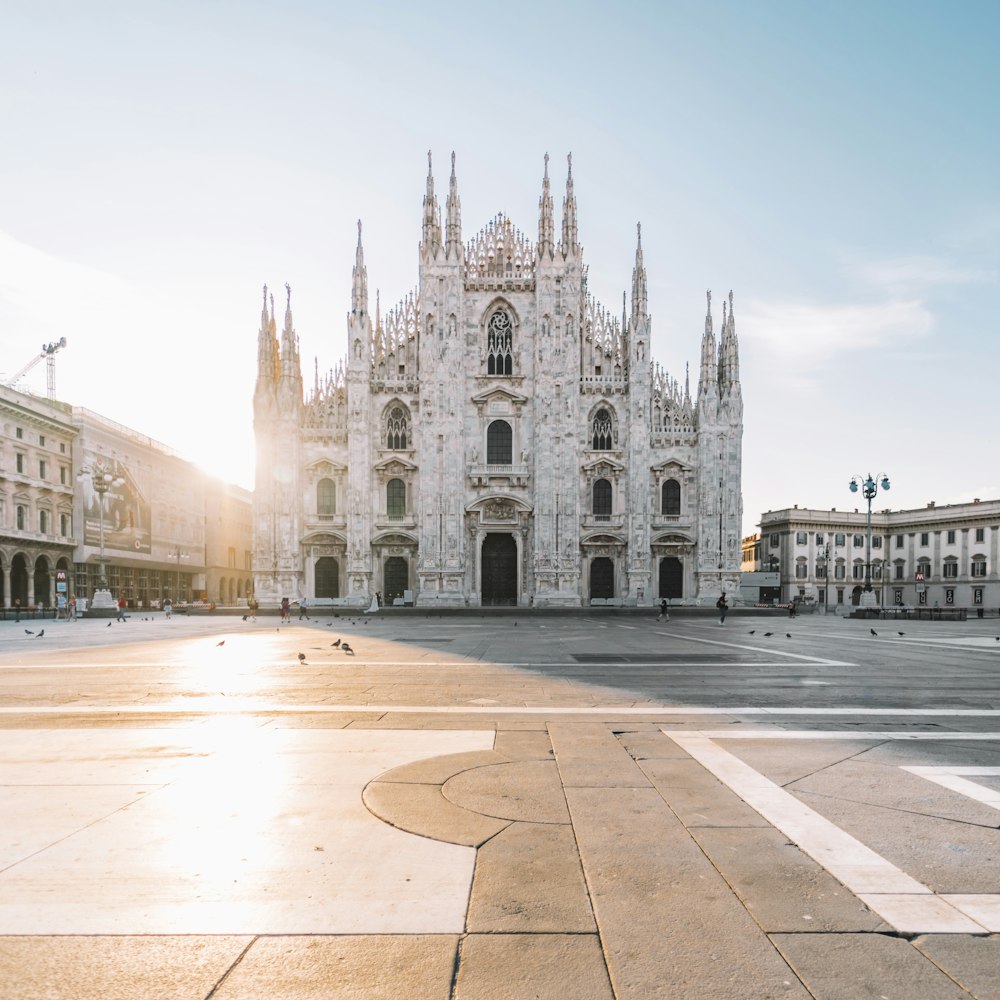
top-left (483, 500), bottom-right (515, 521)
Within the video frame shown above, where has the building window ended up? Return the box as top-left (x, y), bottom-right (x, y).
top-left (486, 309), bottom-right (513, 375)
top-left (974, 588), bottom-right (983, 605)
top-left (872, 536), bottom-right (882, 548)
top-left (38, 509), bottom-right (49, 534)
top-left (386, 406), bottom-right (409, 450)
top-left (943, 560), bottom-right (958, 579)
top-left (895, 563), bottom-right (904, 580)
top-left (15, 428), bottom-right (22, 439)
top-left (387, 478), bottom-right (406, 519)
top-left (770, 533), bottom-right (779, 548)
top-left (872, 563), bottom-right (882, 579)
top-left (853, 534), bottom-right (864, 548)
top-left (836, 589), bottom-right (844, 604)
top-left (815, 532), bottom-right (824, 544)
top-left (920, 532), bottom-right (929, 546)
top-left (946, 530), bottom-right (956, 544)
top-left (795, 532), bottom-right (807, 545)
top-left (795, 561), bottom-right (807, 579)
top-left (975, 527), bottom-right (985, 543)
top-left (917, 561), bottom-right (931, 579)
top-left (39, 460), bottom-right (46, 479)
top-left (661, 479), bottom-right (680, 516)
top-left (39, 434), bottom-right (45, 446)
top-left (245, 551), bottom-right (252, 571)
top-left (593, 479), bottom-right (612, 519)
top-left (486, 420), bottom-right (512, 464)
top-left (60, 466), bottom-right (68, 485)
top-left (591, 408), bottom-right (613, 450)
top-left (317, 478), bottom-right (336, 517)
top-left (16, 505), bottom-right (26, 530)
top-left (896, 534), bottom-right (904, 548)
top-left (16, 453), bottom-right (24, 474)
top-left (816, 564), bottom-right (827, 578)
top-left (835, 533), bottom-right (845, 546)
top-left (60, 512), bottom-right (71, 536)
top-left (60, 442), bottom-right (66, 453)
top-left (835, 562), bottom-right (846, 580)
top-left (971, 557), bottom-right (987, 577)
top-left (852, 562), bottom-right (864, 580)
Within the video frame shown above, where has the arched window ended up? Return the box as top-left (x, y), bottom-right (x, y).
top-left (486, 420), bottom-right (513, 464)
top-left (387, 478), bottom-right (406, 519)
top-left (16, 505), bottom-right (26, 531)
top-left (38, 509), bottom-right (49, 534)
top-left (317, 478), bottom-right (336, 517)
top-left (386, 406), bottom-right (409, 450)
top-left (661, 479), bottom-right (681, 515)
top-left (593, 478), bottom-right (612, 519)
top-left (60, 512), bottom-right (71, 537)
top-left (486, 309), bottom-right (513, 375)
top-left (591, 408), bottom-right (613, 450)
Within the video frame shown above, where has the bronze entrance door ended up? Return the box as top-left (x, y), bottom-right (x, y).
top-left (315, 557), bottom-right (340, 599)
top-left (658, 557), bottom-right (683, 599)
top-left (481, 534), bottom-right (517, 606)
top-left (384, 557), bottom-right (408, 605)
top-left (589, 557), bottom-right (614, 600)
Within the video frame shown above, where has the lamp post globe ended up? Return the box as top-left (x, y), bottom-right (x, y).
top-left (849, 473), bottom-right (890, 608)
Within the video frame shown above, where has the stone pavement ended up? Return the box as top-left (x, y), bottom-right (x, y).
top-left (0, 611), bottom-right (998, 998)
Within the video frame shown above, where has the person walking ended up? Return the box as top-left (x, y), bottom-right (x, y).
top-left (298, 596), bottom-right (309, 621)
top-left (68, 596), bottom-right (77, 621)
top-left (658, 598), bottom-right (669, 622)
top-left (14, 598), bottom-right (21, 623)
top-left (117, 595), bottom-right (128, 622)
top-left (163, 597), bottom-right (172, 620)
top-left (716, 592), bottom-right (728, 625)
top-left (280, 597), bottom-right (290, 624)
top-left (248, 595), bottom-right (258, 622)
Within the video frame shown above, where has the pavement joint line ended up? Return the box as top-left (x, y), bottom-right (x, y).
top-left (666, 732), bottom-right (992, 934)
top-left (4, 706), bottom-right (1000, 718)
top-left (648, 630), bottom-right (853, 666)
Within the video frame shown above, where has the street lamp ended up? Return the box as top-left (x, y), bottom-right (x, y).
top-left (166, 546), bottom-right (189, 603)
top-left (849, 473), bottom-right (890, 604)
top-left (77, 461), bottom-right (125, 604)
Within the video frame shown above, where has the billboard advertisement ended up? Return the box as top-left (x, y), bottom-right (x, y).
top-left (80, 458), bottom-right (151, 555)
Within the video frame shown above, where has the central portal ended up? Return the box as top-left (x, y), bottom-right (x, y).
top-left (481, 533), bottom-right (517, 606)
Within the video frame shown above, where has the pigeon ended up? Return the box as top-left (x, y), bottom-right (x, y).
top-left (24, 629), bottom-right (33, 635)
top-left (870, 629), bottom-right (878, 636)
top-left (216, 640), bottom-right (225, 647)
top-left (786, 633), bottom-right (792, 638)
top-left (332, 639), bottom-right (341, 647)
top-left (297, 653), bottom-right (306, 662)
top-left (897, 631), bottom-right (904, 636)
top-left (242, 615), bottom-right (248, 622)
top-left (106, 622), bottom-right (112, 628)
top-left (341, 642), bottom-right (354, 654)
top-left (763, 632), bottom-right (773, 637)
top-left (748, 630), bottom-right (756, 635)
top-left (35, 629), bottom-right (44, 638)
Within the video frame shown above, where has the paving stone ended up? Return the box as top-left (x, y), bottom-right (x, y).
top-left (725, 739), bottom-right (884, 786)
top-left (213, 935), bottom-right (458, 1000)
top-left (692, 827), bottom-right (888, 932)
top-left (646, 774), bottom-right (775, 828)
top-left (363, 780), bottom-right (510, 847)
top-left (566, 786), bottom-right (811, 999)
top-left (453, 933), bottom-right (612, 1000)
top-left (617, 732), bottom-right (692, 759)
top-left (771, 932), bottom-right (971, 999)
top-left (550, 723), bottom-right (650, 787)
top-left (372, 749), bottom-right (507, 784)
top-left (0, 935), bottom-right (251, 1000)
top-left (467, 821), bottom-right (595, 932)
top-left (493, 729), bottom-right (553, 760)
top-left (913, 933), bottom-right (1000, 1000)
top-left (444, 760), bottom-right (570, 823)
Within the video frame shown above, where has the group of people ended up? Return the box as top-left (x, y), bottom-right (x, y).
top-left (658, 593), bottom-right (730, 624)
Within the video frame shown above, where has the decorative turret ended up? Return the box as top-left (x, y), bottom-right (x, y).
top-left (351, 220), bottom-right (369, 318)
top-left (630, 222), bottom-right (647, 325)
top-left (279, 282), bottom-right (302, 387)
top-left (697, 289), bottom-right (718, 401)
top-left (445, 151), bottom-right (462, 260)
top-left (718, 289), bottom-right (741, 391)
top-left (255, 283), bottom-right (279, 388)
top-left (559, 153), bottom-right (579, 258)
top-left (537, 153), bottom-right (554, 260)
top-left (421, 150), bottom-right (441, 259)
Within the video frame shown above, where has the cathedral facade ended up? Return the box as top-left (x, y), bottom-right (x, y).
top-left (252, 154), bottom-right (743, 608)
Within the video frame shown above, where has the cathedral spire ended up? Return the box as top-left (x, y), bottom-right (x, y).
top-left (445, 150), bottom-right (463, 260)
top-left (560, 153), bottom-right (579, 258)
top-left (421, 149), bottom-right (441, 257)
top-left (698, 289), bottom-right (718, 399)
top-left (352, 220), bottom-right (368, 317)
top-left (279, 282), bottom-right (301, 386)
top-left (538, 152), bottom-right (554, 260)
top-left (718, 289), bottom-right (741, 389)
top-left (255, 283), bottom-right (279, 388)
top-left (631, 221), bottom-right (647, 323)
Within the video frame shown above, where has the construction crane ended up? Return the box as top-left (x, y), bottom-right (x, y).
top-left (3, 338), bottom-right (67, 399)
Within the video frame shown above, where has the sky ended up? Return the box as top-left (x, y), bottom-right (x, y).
top-left (1, 0), bottom-right (997, 536)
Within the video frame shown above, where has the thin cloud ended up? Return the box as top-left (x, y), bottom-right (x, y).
top-left (737, 297), bottom-right (933, 368)
top-left (855, 254), bottom-right (995, 294)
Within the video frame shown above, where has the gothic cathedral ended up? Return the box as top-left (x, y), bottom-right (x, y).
top-left (252, 153), bottom-right (743, 608)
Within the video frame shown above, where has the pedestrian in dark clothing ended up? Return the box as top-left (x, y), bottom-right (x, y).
top-left (716, 592), bottom-right (728, 625)
top-left (658, 598), bottom-right (669, 622)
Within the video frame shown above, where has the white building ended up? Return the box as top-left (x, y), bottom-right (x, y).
top-left (759, 499), bottom-right (1000, 611)
top-left (253, 154), bottom-right (744, 607)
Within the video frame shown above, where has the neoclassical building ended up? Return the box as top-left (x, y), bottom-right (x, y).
top-left (252, 154), bottom-right (743, 607)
